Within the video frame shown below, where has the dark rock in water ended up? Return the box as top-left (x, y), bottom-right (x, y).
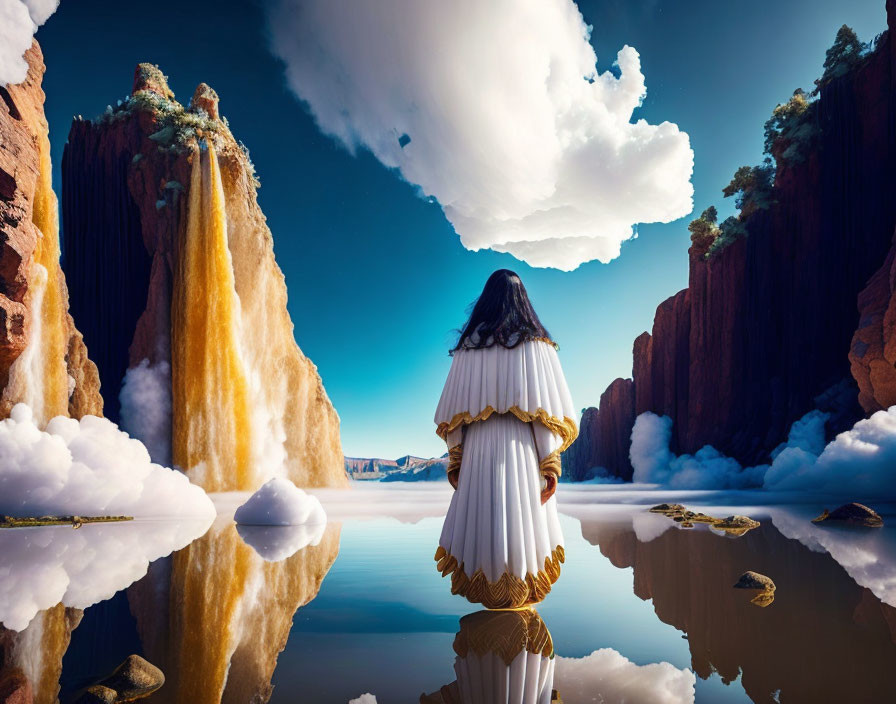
top-left (75, 655), bottom-right (164, 703)
top-left (749, 591), bottom-right (776, 608)
top-left (76, 686), bottom-right (116, 704)
top-left (649, 505), bottom-right (760, 537)
top-left (812, 503), bottom-right (884, 527)
top-left (714, 516), bottom-right (762, 536)
top-left (649, 503), bottom-right (686, 513)
top-left (734, 571), bottom-right (776, 592)
top-left (0, 668), bottom-right (32, 704)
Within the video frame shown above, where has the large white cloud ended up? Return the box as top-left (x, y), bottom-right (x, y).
top-left (555, 648), bottom-right (695, 703)
top-left (266, 0), bottom-right (693, 271)
top-left (0, 0), bottom-right (59, 86)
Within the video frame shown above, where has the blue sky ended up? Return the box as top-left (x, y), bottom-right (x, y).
top-left (36, 0), bottom-right (886, 458)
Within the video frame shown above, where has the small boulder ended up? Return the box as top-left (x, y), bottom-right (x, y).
top-left (76, 655), bottom-right (164, 703)
top-left (812, 503), bottom-right (884, 528)
top-left (716, 515), bottom-right (760, 530)
top-left (649, 503), bottom-right (685, 513)
top-left (733, 570), bottom-right (775, 592)
top-left (712, 515), bottom-right (761, 537)
top-left (75, 686), bottom-right (116, 704)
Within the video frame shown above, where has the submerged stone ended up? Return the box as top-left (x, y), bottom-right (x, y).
top-left (812, 503), bottom-right (884, 527)
top-left (648, 505), bottom-right (760, 536)
top-left (75, 655), bottom-right (164, 703)
top-left (734, 570), bottom-right (776, 592)
top-left (76, 686), bottom-right (116, 704)
top-left (649, 503), bottom-right (686, 513)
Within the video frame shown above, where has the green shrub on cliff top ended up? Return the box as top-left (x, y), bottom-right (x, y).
top-left (96, 84), bottom-right (225, 154)
top-left (815, 25), bottom-right (865, 91)
top-left (706, 217), bottom-right (747, 258)
top-left (763, 89), bottom-right (818, 164)
top-left (688, 206), bottom-right (720, 253)
top-left (689, 206), bottom-right (748, 260)
top-left (695, 24), bottom-right (873, 260)
top-left (723, 161), bottom-right (774, 220)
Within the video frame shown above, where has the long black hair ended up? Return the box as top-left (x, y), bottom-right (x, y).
top-left (451, 269), bottom-right (553, 353)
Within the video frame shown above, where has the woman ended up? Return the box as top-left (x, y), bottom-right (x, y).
top-left (434, 269), bottom-right (577, 609)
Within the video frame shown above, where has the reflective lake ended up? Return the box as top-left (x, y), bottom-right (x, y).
top-left (2, 484), bottom-right (896, 703)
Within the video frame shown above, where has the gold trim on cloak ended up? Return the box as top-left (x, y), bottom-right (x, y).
top-left (437, 406), bottom-right (578, 454)
top-left (453, 609), bottom-right (554, 665)
top-left (419, 610), bottom-right (562, 704)
top-left (434, 545), bottom-right (565, 610)
top-left (447, 444), bottom-right (463, 474)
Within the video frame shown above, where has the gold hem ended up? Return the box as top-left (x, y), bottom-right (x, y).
top-left (434, 545), bottom-right (565, 610)
top-left (453, 609), bottom-right (554, 664)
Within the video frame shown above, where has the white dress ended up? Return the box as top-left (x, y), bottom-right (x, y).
top-left (421, 609), bottom-right (557, 704)
top-left (434, 337), bottom-right (578, 609)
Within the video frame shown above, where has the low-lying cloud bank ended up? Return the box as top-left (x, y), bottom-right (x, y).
top-left (266, 0), bottom-right (693, 271)
top-left (0, 0), bottom-right (59, 86)
top-left (0, 403), bottom-right (214, 519)
top-left (631, 406), bottom-right (896, 497)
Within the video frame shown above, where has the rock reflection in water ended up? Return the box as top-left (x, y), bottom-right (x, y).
top-left (0, 604), bottom-right (82, 704)
top-left (128, 515), bottom-right (340, 704)
top-left (580, 513), bottom-right (896, 702)
top-left (0, 518), bottom-right (212, 704)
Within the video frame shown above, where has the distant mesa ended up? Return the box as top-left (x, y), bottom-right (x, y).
top-left (345, 454), bottom-right (449, 481)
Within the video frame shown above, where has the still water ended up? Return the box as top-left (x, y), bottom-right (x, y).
top-left (3, 484), bottom-right (896, 703)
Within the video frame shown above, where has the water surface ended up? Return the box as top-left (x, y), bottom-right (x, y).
top-left (3, 485), bottom-right (895, 703)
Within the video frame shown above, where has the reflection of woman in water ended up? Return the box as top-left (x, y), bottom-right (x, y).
top-left (420, 609), bottom-right (559, 704)
top-left (434, 270), bottom-right (577, 610)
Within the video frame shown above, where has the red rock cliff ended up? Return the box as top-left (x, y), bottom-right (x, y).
top-left (568, 7), bottom-right (896, 478)
top-left (0, 41), bottom-right (101, 422)
top-left (61, 65), bottom-right (346, 490)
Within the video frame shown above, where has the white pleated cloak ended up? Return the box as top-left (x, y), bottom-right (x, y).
top-left (421, 609), bottom-right (557, 704)
top-left (434, 338), bottom-right (577, 609)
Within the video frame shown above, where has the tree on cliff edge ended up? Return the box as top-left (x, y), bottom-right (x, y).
top-left (815, 25), bottom-right (864, 91)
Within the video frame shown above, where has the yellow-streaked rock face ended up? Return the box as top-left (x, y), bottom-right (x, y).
top-left (63, 65), bottom-right (346, 491)
top-left (0, 41), bottom-right (102, 422)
